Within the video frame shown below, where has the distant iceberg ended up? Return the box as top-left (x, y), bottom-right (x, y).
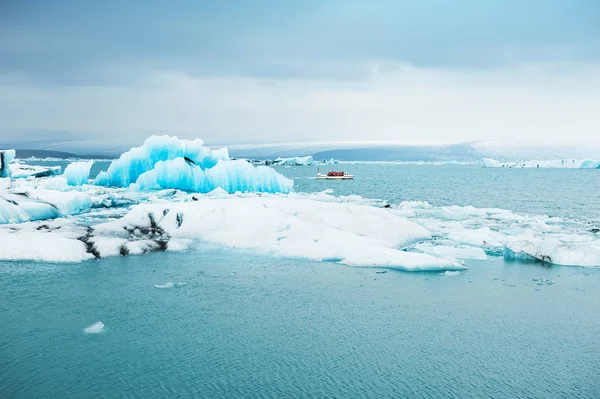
top-left (318, 158), bottom-right (340, 165)
top-left (481, 158), bottom-right (600, 169)
top-left (95, 135), bottom-right (293, 193)
top-left (273, 156), bottom-right (313, 166)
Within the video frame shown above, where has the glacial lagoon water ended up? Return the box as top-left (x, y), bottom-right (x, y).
top-left (2, 163), bottom-right (600, 398)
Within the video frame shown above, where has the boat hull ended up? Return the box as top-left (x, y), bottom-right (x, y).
top-left (316, 175), bottom-right (354, 180)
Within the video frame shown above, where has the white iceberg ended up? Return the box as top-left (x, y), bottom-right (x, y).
top-left (94, 135), bottom-right (292, 194)
top-left (273, 156), bottom-right (313, 166)
top-left (505, 235), bottom-right (600, 267)
top-left (64, 160), bottom-right (94, 186)
top-left (92, 195), bottom-right (464, 271)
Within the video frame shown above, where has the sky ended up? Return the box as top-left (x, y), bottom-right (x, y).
top-left (1, 0), bottom-right (599, 152)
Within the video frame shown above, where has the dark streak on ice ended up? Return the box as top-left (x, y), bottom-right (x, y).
top-left (78, 227), bottom-right (100, 259)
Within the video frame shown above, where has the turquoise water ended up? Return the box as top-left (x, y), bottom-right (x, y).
top-left (2, 164), bottom-right (600, 398)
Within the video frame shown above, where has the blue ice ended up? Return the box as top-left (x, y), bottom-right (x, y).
top-left (96, 136), bottom-right (293, 193)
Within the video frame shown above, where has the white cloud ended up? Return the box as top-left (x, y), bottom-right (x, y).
top-left (1, 62), bottom-right (599, 147)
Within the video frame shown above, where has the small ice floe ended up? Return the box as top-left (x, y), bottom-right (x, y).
top-left (154, 282), bottom-right (186, 289)
top-left (83, 321), bottom-right (105, 334)
top-left (532, 278), bottom-right (554, 285)
top-left (438, 271), bottom-right (461, 277)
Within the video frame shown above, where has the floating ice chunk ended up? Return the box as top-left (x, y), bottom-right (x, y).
top-left (83, 322), bottom-right (105, 334)
top-left (505, 236), bottom-right (600, 266)
top-left (94, 196), bottom-right (463, 271)
top-left (94, 135), bottom-right (229, 187)
top-left (10, 163), bottom-right (62, 178)
top-left (154, 282), bottom-right (186, 289)
top-left (439, 271), bottom-right (461, 276)
top-left (0, 150), bottom-right (16, 178)
top-left (134, 157), bottom-right (293, 194)
top-left (64, 160), bottom-right (94, 186)
top-left (155, 282), bottom-right (174, 289)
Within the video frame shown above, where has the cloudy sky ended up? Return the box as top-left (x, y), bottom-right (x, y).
top-left (1, 0), bottom-right (599, 151)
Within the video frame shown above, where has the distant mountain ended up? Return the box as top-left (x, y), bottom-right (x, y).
top-left (311, 143), bottom-right (480, 162)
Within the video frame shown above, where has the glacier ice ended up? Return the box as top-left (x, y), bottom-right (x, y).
top-left (1, 186), bottom-right (600, 268)
top-left (11, 163), bottom-right (62, 178)
top-left (94, 135), bottom-right (229, 186)
top-left (273, 156), bottom-right (313, 166)
top-left (0, 150), bottom-right (16, 178)
top-left (3, 136), bottom-right (600, 269)
top-left (134, 157), bottom-right (293, 193)
top-left (64, 160), bottom-right (94, 186)
top-left (0, 190), bottom-right (92, 224)
top-left (95, 135), bottom-right (292, 193)
top-left (91, 195), bottom-right (464, 271)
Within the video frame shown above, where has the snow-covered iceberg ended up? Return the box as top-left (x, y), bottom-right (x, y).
top-left (91, 194), bottom-right (463, 271)
top-left (64, 160), bottom-right (94, 186)
top-left (95, 135), bottom-right (293, 193)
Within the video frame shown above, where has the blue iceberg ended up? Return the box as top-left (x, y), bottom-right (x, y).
top-left (95, 136), bottom-right (293, 193)
top-left (64, 161), bottom-right (94, 186)
top-left (0, 150), bottom-right (16, 178)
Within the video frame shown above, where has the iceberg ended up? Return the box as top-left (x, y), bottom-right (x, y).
top-left (0, 150), bottom-right (16, 178)
top-left (134, 157), bottom-right (293, 193)
top-left (64, 160), bottom-right (94, 186)
top-left (91, 195), bottom-right (464, 271)
top-left (505, 236), bottom-right (600, 267)
top-left (318, 158), bottom-right (340, 165)
top-left (95, 135), bottom-right (293, 193)
top-left (273, 156), bottom-right (313, 166)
